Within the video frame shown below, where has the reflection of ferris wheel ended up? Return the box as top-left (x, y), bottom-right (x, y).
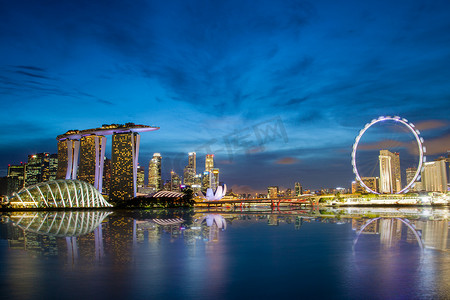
top-left (351, 116), bottom-right (426, 194)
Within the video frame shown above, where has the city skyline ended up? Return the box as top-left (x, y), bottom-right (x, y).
top-left (1, 0), bottom-right (450, 193)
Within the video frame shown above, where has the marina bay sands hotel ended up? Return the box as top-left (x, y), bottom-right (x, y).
top-left (56, 123), bottom-right (159, 201)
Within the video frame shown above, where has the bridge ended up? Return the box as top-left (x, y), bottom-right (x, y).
top-left (195, 195), bottom-right (324, 207)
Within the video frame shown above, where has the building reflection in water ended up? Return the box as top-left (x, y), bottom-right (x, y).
top-left (1, 209), bottom-right (448, 269)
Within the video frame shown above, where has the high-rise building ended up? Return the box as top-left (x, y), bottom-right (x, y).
top-left (26, 153), bottom-right (51, 186)
top-left (137, 166), bottom-right (145, 188)
top-left (48, 154), bottom-right (58, 181)
top-left (148, 153), bottom-right (162, 192)
top-left (170, 171), bottom-right (181, 192)
top-left (183, 152), bottom-right (196, 186)
top-left (267, 186), bottom-right (278, 198)
top-left (294, 182), bottom-right (303, 196)
top-left (362, 177), bottom-right (379, 193)
top-left (406, 167), bottom-right (417, 185)
top-left (56, 139), bottom-right (80, 180)
top-left (210, 168), bottom-right (220, 190)
top-left (205, 154), bottom-right (214, 172)
top-left (379, 150), bottom-right (401, 193)
top-left (8, 163), bottom-right (26, 190)
top-left (201, 171), bottom-right (210, 192)
top-left (110, 132), bottom-right (140, 201)
top-left (78, 135), bottom-right (106, 191)
top-left (102, 157), bottom-right (111, 195)
top-left (56, 123), bottom-right (159, 191)
top-left (422, 160), bottom-right (447, 192)
top-left (192, 174), bottom-right (202, 193)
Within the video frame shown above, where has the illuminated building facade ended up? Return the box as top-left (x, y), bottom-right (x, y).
top-left (78, 135), bottom-right (106, 191)
top-left (192, 174), bottom-right (202, 192)
top-left (148, 153), bottom-right (162, 192)
top-left (56, 124), bottom-right (159, 198)
top-left (110, 132), bottom-right (140, 201)
top-left (26, 153), bottom-right (52, 186)
top-left (102, 157), bottom-right (111, 195)
top-left (170, 171), bottom-right (181, 192)
top-left (205, 154), bottom-right (214, 172)
top-left (48, 154), bottom-right (58, 181)
top-left (210, 168), bottom-right (220, 191)
top-left (8, 163), bottom-right (26, 190)
top-left (422, 160), bottom-right (447, 192)
top-left (183, 152), bottom-right (196, 186)
top-left (57, 139), bottom-right (80, 180)
top-left (267, 186), bottom-right (278, 198)
top-left (379, 150), bottom-right (401, 193)
top-left (294, 182), bottom-right (302, 196)
top-left (137, 166), bottom-right (145, 188)
top-left (201, 171), bottom-right (210, 192)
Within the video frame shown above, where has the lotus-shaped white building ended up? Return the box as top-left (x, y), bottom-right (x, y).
top-left (200, 184), bottom-right (227, 201)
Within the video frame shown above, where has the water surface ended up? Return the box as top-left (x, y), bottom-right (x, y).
top-left (0, 207), bottom-right (449, 299)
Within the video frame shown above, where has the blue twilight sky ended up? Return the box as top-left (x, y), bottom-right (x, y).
top-left (1, 0), bottom-right (449, 193)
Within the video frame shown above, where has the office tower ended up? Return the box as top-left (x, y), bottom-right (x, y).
top-left (405, 167), bottom-right (417, 190)
top-left (294, 182), bottom-right (303, 196)
top-left (78, 135), bottom-right (106, 191)
top-left (267, 186), bottom-right (278, 198)
top-left (48, 154), bottom-right (58, 181)
top-left (183, 152), bottom-right (196, 186)
top-left (210, 168), bottom-right (220, 190)
top-left (26, 153), bottom-right (51, 186)
top-left (110, 132), bottom-right (140, 201)
top-left (379, 150), bottom-right (401, 193)
top-left (285, 188), bottom-right (292, 197)
top-left (205, 154), bottom-right (214, 172)
top-left (351, 181), bottom-right (360, 194)
top-left (57, 139), bottom-right (80, 180)
top-left (192, 174), bottom-right (202, 193)
top-left (102, 157), bottom-right (111, 195)
top-left (422, 160), bottom-right (447, 192)
top-left (170, 171), bottom-right (181, 192)
top-left (201, 171), bottom-right (210, 192)
top-left (8, 163), bottom-right (26, 190)
top-left (137, 166), bottom-right (145, 188)
top-left (148, 153), bottom-right (162, 192)
top-left (361, 177), bottom-right (379, 193)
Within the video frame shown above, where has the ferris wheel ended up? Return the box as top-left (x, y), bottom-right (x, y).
top-left (351, 116), bottom-right (426, 194)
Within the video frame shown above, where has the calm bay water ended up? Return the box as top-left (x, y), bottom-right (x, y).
top-left (0, 207), bottom-right (449, 299)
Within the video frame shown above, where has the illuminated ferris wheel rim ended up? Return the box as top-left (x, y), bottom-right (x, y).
top-left (351, 116), bottom-right (426, 194)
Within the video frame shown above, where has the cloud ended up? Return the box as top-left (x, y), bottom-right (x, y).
top-left (423, 134), bottom-right (450, 155)
top-left (415, 120), bottom-right (448, 131)
top-left (229, 184), bottom-right (262, 195)
top-left (357, 139), bottom-right (406, 151)
top-left (275, 157), bottom-right (300, 164)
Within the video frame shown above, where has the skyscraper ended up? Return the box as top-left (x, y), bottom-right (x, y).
top-left (26, 153), bottom-right (50, 186)
top-left (210, 168), bottom-right (220, 191)
top-left (148, 153), bottom-right (162, 192)
top-left (110, 132), bottom-right (140, 201)
top-left (56, 139), bottom-right (80, 180)
top-left (361, 177), bottom-right (379, 193)
top-left (205, 154), bottom-right (214, 172)
top-left (170, 170), bottom-right (181, 192)
top-left (137, 165), bottom-right (145, 188)
top-left (8, 163), bottom-right (26, 190)
top-left (294, 182), bottom-right (303, 196)
top-left (379, 150), bottom-right (401, 193)
top-left (78, 135), bottom-right (106, 191)
top-left (406, 167), bottom-right (417, 190)
top-left (102, 157), bottom-right (111, 195)
top-left (267, 186), bottom-right (278, 198)
top-left (183, 152), bottom-right (196, 186)
top-left (48, 154), bottom-right (58, 181)
top-left (422, 160), bottom-right (447, 192)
